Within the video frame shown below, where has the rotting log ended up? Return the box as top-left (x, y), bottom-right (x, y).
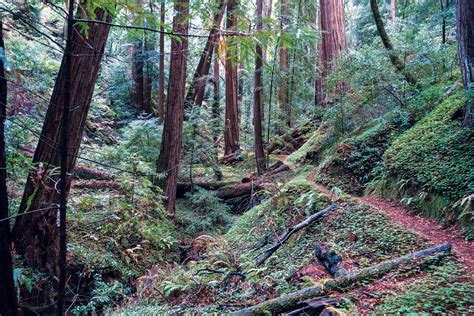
top-left (72, 180), bottom-right (121, 190)
top-left (256, 204), bottom-right (337, 266)
top-left (235, 243), bottom-right (451, 315)
top-left (215, 181), bottom-right (264, 200)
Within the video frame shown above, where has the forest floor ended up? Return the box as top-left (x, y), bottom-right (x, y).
top-left (307, 169), bottom-right (474, 277)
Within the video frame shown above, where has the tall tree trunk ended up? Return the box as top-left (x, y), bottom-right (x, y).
top-left (212, 41), bottom-right (221, 143)
top-left (185, 0), bottom-right (226, 109)
top-left (278, 0), bottom-right (290, 126)
top-left (224, 0), bottom-right (240, 155)
top-left (0, 19), bottom-right (18, 316)
top-left (132, 39), bottom-right (145, 111)
top-left (254, 0), bottom-right (267, 175)
top-left (131, 0), bottom-right (153, 115)
top-left (391, 0), bottom-right (397, 25)
top-left (157, 1), bottom-right (166, 121)
top-left (56, 1), bottom-right (74, 314)
top-left (156, 0), bottom-right (189, 214)
top-left (315, 0), bottom-right (347, 105)
top-left (370, 0), bottom-right (417, 85)
top-left (12, 7), bottom-right (112, 274)
top-left (457, 0), bottom-right (474, 127)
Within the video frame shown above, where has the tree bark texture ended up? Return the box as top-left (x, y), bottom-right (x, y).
top-left (12, 7), bottom-right (112, 274)
top-left (157, 1), bottom-right (166, 121)
top-left (457, 0), bottom-right (474, 126)
top-left (316, 0), bottom-right (347, 106)
top-left (391, 0), bottom-right (397, 25)
top-left (278, 0), bottom-right (290, 125)
top-left (185, 0), bottom-right (226, 110)
top-left (156, 0), bottom-right (189, 214)
top-left (224, 0), bottom-right (240, 155)
top-left (0, 19), bottom-right (18, 316)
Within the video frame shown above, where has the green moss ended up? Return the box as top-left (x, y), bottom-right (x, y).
top-left (285, 127), bottom-right (327, 167)
top-left (373, 93), bottom-right (474, 226)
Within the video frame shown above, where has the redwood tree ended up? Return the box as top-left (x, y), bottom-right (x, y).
top-left (224, 0), bottom-right (240, 155)
top-left (156, 0), bottom-right (189, 213)
top-left (185, 0), bottom-right (226, 109)
top-left (254, 0), bottom-right (266, 174)
top-left (157, 1), bottom-right (166, 121)
top-left (278, 0), bottom-right (290, 126)
top-left (12, 6), bottom-right (112, 274)
top-left (315, 0), bottom-right (347, 105)
top-left (0, 19), bottom-right (18, 316)
top-left (457, 0), bottom-right (474, 127)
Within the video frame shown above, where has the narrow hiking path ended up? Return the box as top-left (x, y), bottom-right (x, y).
top-left (306, 170), bottom-right (474, 276)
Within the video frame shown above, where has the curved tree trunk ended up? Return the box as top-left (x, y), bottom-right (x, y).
top-left (0, 19), bottom-right (18, 316)
top-left (370, 0), bottom-right (417, 85)
top-left (12, 7), bottom-right (112, 274)
top-left (315, 0), bottom-right (347, 106)
top-left (224, 0), bottom-right (240, 155)
top-left (457, 0), bottom-right (474, 127)
top-left (156, 0), bottom-right (189, 214)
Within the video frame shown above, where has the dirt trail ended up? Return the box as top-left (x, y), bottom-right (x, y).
top-left (307, 170), bottom-right (474, 276)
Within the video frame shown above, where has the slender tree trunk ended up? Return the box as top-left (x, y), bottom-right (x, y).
top-left (316, 0), bottom-right (347, 105)
top-left (157, 1), bottom-right (166, 121)
top-left (0, 19), bottom-right (18, 316)
top-left (156, 0), bottom-right (189, 214)
top-left (132, 38), bottom-right (145, 111)
top-left (12, 7), bottom-right (112, 274)
top-left (370, 0), bottom-right (417, 85)
top-left (457, 0), bottom-right (474, 127)
top-left (224, 0), bottom-right (240, 155)
top-left (278, 0), bottom-right (290, 126)
top-left (391, 0), bottom-right (397, 25)
top-left (185, 0), bottom-right (226, 109)
top-left (254, 0), bottom-right (267, 175)
top-left (212, 41), bottom-right (221, 143)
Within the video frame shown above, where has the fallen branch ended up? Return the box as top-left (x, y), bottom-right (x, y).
top-left (255, 204), bottom-right (337, 266)
top-left (235, 243), bottom-right (451, 315)
top-left (282, 297), bottom-right (339, 316)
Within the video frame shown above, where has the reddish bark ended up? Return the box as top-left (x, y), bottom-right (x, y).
top-left (315, 0), bottom-right (347, 105)
top-left (185, 0), bottom-right (226, 109)
top-left (156, 0), bottom-right (189, 214)
top-left (224, 0), bottom-right (240, 155)
top-left (157, 1), bottom-right (166, 121)
top-left (12, 7), bottom-right (112, 274)
top-left (0, 19), bottom-right (18, 316)
top-left (391, 0), bottom-right (397, 24)
top-left (254, 0), bottom-right (267, 175)
top-left (457, 0), bottom-right (474, 126)
top-left (278, 0), bottom-right (290, 125)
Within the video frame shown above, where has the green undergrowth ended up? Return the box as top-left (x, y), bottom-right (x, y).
top-left (116, 172), bottom-right (455, 314)
top-left (374, 262), bottom-right (473, 314)
top-left (369, 92), bottom-right (474, 233)
top-left (285, 125), bottom-right (329, 167)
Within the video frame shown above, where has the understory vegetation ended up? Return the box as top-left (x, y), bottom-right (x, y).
top-left (0, 0), bottom-right (472, 314)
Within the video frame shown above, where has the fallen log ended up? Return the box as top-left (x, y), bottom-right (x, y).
top-left (176, 180), bottom-right (237, 198)
top-left (215, 181), bottom-right (264, 200)
top-left (256, 204), bottom-right (337, 266)
top-left (73, 165), bottom-right (117, 181)
top-left (72, 180), bottom-right (121, 190)
top-left (234, 243), bottom-right (451, 315)
top-left (282, 297), bottom-right (339, 316)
